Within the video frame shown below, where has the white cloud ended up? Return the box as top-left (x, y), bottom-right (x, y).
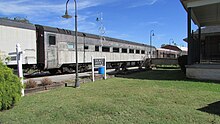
top-left (128, 0), bottom-right (159, 8)
top-left (153, 33), bottom-right (167, 42)
top-left (51, 14), bottom-right (98, 33)
top-left (0, 0), bottom-right (111, 16)
top-left (139, 21), bottom-right (163, 27)
top-left (105, 30), bottom-right (133, 41)
top-left (0, 0), bottom-right (112, 33)
top-left (0, 0), bottom-right (161, 37)
top-left (0, 0), bottom-right (64, 15)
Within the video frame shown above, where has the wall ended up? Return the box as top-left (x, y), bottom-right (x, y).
top-left (186, 67), bottom-right (220, 81)
top-left (151, 58), bottom-right (178, 65)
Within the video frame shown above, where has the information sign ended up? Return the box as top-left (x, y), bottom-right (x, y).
top-left (91, 56), bottom-right (106, 82)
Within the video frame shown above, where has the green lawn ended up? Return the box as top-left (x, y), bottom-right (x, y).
top-left (1, 69), bottom-right (220, 124)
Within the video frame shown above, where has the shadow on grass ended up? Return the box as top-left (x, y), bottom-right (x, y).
top-left (156, 66), bottom-right (180, 70)
top-left (116, 69), bottom-right (186, 81)
top-left (116, 69), bottom-right (220, 83)
top-left (197, 101), bottom-right (220, 116)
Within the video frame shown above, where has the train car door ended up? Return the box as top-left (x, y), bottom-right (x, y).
top-left (46, 34), bottom-right (58, 69)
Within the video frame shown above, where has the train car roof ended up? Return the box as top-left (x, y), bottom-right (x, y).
top-left (0, 18), bottom-right (36, 30)
top-left (37, 24), bottom-right (155, 48)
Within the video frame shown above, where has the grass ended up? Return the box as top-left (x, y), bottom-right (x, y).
top-left (1, 68), bottom-right (220, 124)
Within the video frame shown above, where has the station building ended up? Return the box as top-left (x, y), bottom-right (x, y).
top-left (181, 0), bottom-right (220, 81)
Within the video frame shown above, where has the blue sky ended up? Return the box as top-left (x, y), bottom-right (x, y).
top-left (0, 0), bottom-right (197, 48)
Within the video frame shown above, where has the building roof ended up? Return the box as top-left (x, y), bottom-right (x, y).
top-left (0, 18), bottom-right (36, 30)
top-left (180, 0), bottom-right (220, 26)
top-left (157, 48), bottom-right (179, 53)
top-left (179, 46), bottom-right (188, 51)
top-left (37, 24), bottom-right (155, 48)
top-left (161, 45), bottom-right (182, 52)
top-left (0, 18), bottom-right (155, 49)
top-left (183, 26), bottom-right (220, 42)
top-left (195, 26), bottom-right (220, 34)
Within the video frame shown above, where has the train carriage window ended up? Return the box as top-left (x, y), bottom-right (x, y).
top-left (102, 46), bottom-right (110, 52)
top-left (153, 51), bottom-right (155, 55)
top-left (136, 50), bottom-right (140, 54)
top-left (113, 47), bottom-right (120, 53)
top-left (67, 42), bottom-right (74, 49)
top-left (219, 43), bottom-right (220, 51)
top-left (141, 50), bottom-right (145, 54)
top-left (84, 46), bottom-right (89, 50)
top-left (49, 35), bottom-right (56, 45)
top-left (122, 48), bottom-right (127, 53)
top-left (95, 46), bottom-right (99, 51)
top-left (129, 49), bottom-right (134, 53)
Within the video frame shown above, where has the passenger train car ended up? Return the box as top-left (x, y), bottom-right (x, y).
top-left (0, 18), bottom-right (156, 74)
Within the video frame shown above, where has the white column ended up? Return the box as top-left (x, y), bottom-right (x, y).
top-left (16, 43), bottom-right (24, 97)
top-left (104, 56), bottom-right (107, 80)
top-left (91, 56), bottom-right (95, 82)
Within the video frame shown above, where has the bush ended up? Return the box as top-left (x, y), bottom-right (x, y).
top-left (25, 79), bottom-right (37, 89)
top-left (178, 55), bottom-right (188, 74)
top-left (0, 62), bottom-right (22, 110)
top-left (41, 78), bottom-right (53, 86)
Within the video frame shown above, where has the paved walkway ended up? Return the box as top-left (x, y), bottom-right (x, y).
top-left (24, 69), bottom-right (116, 84)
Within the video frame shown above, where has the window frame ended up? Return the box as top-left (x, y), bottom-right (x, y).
top-left (95, 46), bottom-right (99, 52)
top-left (122, 48), bottom-right (128, 53)
top-left (48, 35), bottom-right (56, 46)
top-left (102, 46), bottom-right (110, 52)
top-left (113, 47), bottom-right (120, 53)
top-left (67, 42), bottom-right (74, 49)
top-left (84, 45), bottom-right (89, 50)
top-left (129, 49), bottom-right (134, 54)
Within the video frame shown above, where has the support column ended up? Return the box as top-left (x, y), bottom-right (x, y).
top-left (198, 26), bottom-right (201, 63)
top-left (192, 30), bottom-right (195, 63)
top-left (187, 7), bottom-right (193, 65)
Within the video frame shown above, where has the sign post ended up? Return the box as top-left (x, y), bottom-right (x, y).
top-left (16, 44), bottom-right (24, 96)
top-left (91, 56), bottom-right (106, 82)
top-left (91, 56), bottom-right (95, 82)
top-left (104, 56), bottom-right (106, 80)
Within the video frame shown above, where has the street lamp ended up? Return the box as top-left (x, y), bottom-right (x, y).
top-left (150, 30), bottom-right (155, 59)
top-left (169, 38), bottom-right (174, 46)
top-left (62, 0), bottom-right (80, 88)
top-left (168, 39), bottom-right (176, 58)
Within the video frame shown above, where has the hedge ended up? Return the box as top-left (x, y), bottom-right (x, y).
top-left (178, 55), bottom-right (188, 74)
top-left (0, 62), bottom-right (22, 110)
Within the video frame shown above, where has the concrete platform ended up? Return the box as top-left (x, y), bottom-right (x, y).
top-left (186, 64), bottom-right (220, 81)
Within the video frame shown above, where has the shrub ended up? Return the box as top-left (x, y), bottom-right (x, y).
top-left (0, 62), bottom-right (22, 110)
top-left (178, 55), bottom-right (188, 74)
top-left (25, 79), bottom-right (37, 89)
top-left (41, 78), bottom-right (53, 86)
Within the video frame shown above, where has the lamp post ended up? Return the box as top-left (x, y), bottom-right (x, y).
top-left (169, 38), bottom-right (174, 46)
top-left (150, 30), bottom-right (155, 59)
top-left (168, 39), bottom-right (175, 58)
top-left (62, 0), bottom-right (79, 88)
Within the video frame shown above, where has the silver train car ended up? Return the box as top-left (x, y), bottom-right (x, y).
top-left (0, 18), bottom-right (156, 74)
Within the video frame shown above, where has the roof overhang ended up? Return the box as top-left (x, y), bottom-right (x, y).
top-left (181, 0), bottom-right (220, 27)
